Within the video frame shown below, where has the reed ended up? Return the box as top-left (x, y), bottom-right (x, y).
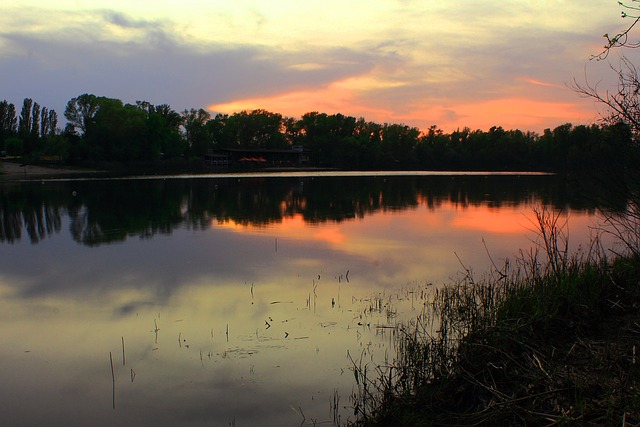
top-left (332, 388), bottom-right (341, 426)
top-left (348, 207), bottom-right (640, 426)
top-left (121, 336), bottom-right (126, 366)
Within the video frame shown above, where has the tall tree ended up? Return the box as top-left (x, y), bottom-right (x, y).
top-left (48, 109), bottom-right (58, 136)
top-left (40, 107), bottom-right (48, 138)
top-left (31, 101), bottom-right (40, 137)
top-left (0, 100), bottom-right (17, 142)
top-left (18, 98), bottom-right (33, 136)
top-left (142, 102), bottom-right (184, 160)
top-left (181, 108), bottom-right (211, 156)
top-left (64, 94), bottom-right (100, 135)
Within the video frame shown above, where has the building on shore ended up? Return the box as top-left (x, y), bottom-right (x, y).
top-left (204, 146), bottom-right (309, 168)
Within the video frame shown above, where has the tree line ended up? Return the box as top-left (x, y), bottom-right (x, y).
top-left (0, 93), bottom-right (635, 172)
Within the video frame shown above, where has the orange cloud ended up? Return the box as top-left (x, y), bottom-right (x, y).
top-left (521, 78), bottom-right (560, 88)
top-left (208, 78), bottom-right (393, 120)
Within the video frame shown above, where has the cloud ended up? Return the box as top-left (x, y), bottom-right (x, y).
top-left (0, 2), bottom-right (626, 132)
top-left (0, 9), bottom-right (382, 117)
top-left (211, 22), bottom-right (605, 130)
top-left (523, 78), bottom-right (560, 88)
top-left (102, 10), bottom-right (156, 29)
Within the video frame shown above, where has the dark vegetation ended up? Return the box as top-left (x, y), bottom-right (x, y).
top-left (347, 206), bottom-right (640, 426)
top-left (0, 94), bottom-right (634, 173)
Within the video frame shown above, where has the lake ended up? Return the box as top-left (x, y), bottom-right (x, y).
top-left (0, 171), bottom-right (614, 426)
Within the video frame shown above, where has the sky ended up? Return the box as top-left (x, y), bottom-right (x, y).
top-left (0, 1), bottom-right (634, 133)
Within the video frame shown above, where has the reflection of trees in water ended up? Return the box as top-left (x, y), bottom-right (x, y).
top-left (0, 174), bottom-right (617, 245)
top-left (0, 185), bottom-right (64, 243)
top-left (67, 180), bottom-right (186, 246)
top-left (0, 204), bottom-right (62, 244)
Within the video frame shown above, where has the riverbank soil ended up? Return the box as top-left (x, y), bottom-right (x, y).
top-left (441, 306), bottom-right (640, 425)
top-left (0, 160), bottom-right (93, 180)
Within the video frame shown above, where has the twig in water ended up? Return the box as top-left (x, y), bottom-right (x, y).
top-left (109, 352), bottom-right (115, 409)
top-left (153, 319), bottom-right (159, 344)
top-left (121, 336), bottom-right (126, 366)
top-left (482, 238), bottom-right (507, 280)
top-left (313, 281), bottom-right (318, 312)
top-left (298, 405), bottom-right (306, 425)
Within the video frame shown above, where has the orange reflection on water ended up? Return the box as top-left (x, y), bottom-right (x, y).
top-left (313, 225), bottom-right (346, 245)
top-left (216, 213), bottom-right (348, 246)
top-left (214, 200), bottom-right (600, 252)
top-left (451, 206), bottom-right (536, 234)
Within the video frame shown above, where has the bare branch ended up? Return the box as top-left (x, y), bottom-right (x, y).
top-left (571, 56), bottom-right (640, 136)
top-left (594, 2), bottom-right (640, 60)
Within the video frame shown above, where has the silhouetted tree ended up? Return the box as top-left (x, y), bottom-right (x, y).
top-left (181, 108), bottom-right (211, 156)
top-left (147, 104), bottom-right (185, 159)
top-left (48, 110), bottom-right (58, 136)
top-left (64, 94), bottom-right (100, 135)
top-left (224, 110), bottom-right (287, 149)
top-left (0, 100), bottom-right (17, 148)
top-left (30, 102), bottom-right (40, 138)
top-left (18, 98), bottom-right (33, 137)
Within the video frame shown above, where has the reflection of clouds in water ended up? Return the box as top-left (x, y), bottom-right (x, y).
top-left (114, 300), bottom-right (157, 316)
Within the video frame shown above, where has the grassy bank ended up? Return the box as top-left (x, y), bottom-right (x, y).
top-left (349, 209), bottom-right (640, 426)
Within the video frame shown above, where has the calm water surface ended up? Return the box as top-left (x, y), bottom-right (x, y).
top-left (0, 172), bottom-right (611, 426)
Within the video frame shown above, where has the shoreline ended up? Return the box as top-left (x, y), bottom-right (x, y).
top-left (1, 159), bottom-right (555, 182)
